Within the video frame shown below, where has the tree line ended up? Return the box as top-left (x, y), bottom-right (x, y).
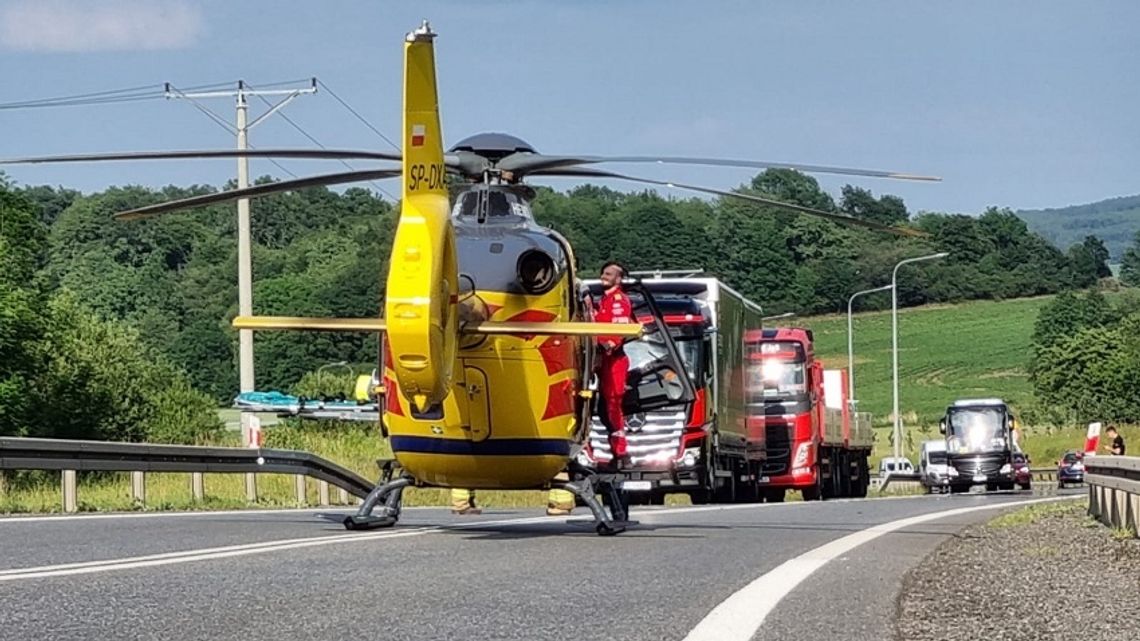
top-left (0, 169), bottom-right (1112, 441)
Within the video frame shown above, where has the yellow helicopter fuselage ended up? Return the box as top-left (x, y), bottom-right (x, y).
top-left (381, 31), bottom-right (593, 489)
top-left (382, 269), bottom-right (589, 489)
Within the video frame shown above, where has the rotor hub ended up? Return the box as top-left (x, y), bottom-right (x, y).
top-left (450, 132), bottom-right (537, 162)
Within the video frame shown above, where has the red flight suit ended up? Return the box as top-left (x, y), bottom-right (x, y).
top-left (594, 286), bottom-right (632, 459)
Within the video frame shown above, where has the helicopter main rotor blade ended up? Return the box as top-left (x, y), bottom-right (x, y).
top-left (497, 152), bottom-right (940, 182)
top-left (114, 168), bottom-right (402, 221)
top-left (0, 148), bottom-right (409, 165)
top-left (531, 168), bottom-right (926, 237)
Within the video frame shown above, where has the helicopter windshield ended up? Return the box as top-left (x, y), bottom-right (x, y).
top-left (453, 189), bottom-right (531, 219)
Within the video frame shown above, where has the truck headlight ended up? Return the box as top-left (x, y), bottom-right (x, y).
top-left (948, 467), bottom-right (959, 477)
top-left (1000, 463), bottom-right (1012, 474)
top-left (681, 447), bottom-right (700, 468)
top-left (793, 442), bottom-right (811, 468)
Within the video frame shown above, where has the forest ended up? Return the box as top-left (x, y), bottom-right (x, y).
top-left (0, 168), bottom-right (1122, 441)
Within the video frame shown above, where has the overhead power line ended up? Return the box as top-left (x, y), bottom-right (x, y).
top-left (316, 79), bottom-right (400, 152)
top-left (246, 81), bottom-right (396, 200)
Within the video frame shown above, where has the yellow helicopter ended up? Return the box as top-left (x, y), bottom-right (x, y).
top-left (1, 21), bottom-right (935, 534)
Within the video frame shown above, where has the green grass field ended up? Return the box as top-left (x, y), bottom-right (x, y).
top-left (803, 296), bottom-right (1049, 423)
top-left (799, 295), bottom-right (1094, 467)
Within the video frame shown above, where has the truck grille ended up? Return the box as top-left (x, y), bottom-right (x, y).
top-left (588, 407), bottom-right (686, 465)
top-left (951, 455), bottom-right (1005, 478)
top-left (762, 422), bottom-right (792, 475)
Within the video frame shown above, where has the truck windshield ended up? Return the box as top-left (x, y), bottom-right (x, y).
top-left (745, 341), bottom-right (806, 401)
top-left (624, 334), bottom-right (701, 382)
top-left (946, 408), bottom-right (1007, 454)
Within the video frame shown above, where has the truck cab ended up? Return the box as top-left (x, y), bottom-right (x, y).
top-left (576, 274), bottom-right (764, 504)
top-left (939, 398), bottom-right (1017, 492)
top-left (746, 328), bottom-right (873, 501)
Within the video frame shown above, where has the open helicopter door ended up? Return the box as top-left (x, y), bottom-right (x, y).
top-left (615, 282), bottom-right (698, 414)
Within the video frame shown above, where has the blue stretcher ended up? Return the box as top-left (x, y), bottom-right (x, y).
top-left (234, 391), bottom-right (380, 422)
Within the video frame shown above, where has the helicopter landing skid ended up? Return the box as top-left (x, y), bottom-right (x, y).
top-left (343, 459), bottom-right (412, 531)
top-left (554, 473), bottom-right (635, 536)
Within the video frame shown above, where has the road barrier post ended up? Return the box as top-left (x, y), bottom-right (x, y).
top-left (62, 470), bottom-right (77, 513)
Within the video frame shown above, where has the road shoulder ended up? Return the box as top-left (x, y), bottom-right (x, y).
top-left (895, 499), bottom-right (1140, 641)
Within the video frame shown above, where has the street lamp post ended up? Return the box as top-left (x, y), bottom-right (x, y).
top-left (846, 284), bottom-right (894, 405)
top-left (891, 252), bottom-right (949, 463)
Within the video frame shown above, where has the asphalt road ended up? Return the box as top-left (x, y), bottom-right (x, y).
top-left (0, 488), bottom-right (1083, 641)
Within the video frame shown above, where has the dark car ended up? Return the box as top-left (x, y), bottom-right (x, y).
top-left (1011, 452), bottom-right (1031, 490)
top-left (1057, 450), bottom-right (1085, 488)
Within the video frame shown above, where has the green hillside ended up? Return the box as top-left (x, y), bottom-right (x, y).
top-left (799, 295), bottom-right (1099, 466)
top-left (801, 296), bottom-right (1050, 425)
top-left (1017, 194), bottom-right (1140, 260)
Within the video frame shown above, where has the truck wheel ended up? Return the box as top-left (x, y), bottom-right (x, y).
top-left (764, 488), bottom-right (786, 503)
top-left (855, 457), bottom-right (870, 498)
top-left (838, 452), bottom-right (852, 498)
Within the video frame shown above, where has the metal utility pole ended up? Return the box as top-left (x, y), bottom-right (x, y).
top-left (890, 252), bottom-right (949, 464)
top-left (165, 79), bottom-right (317, 476)
top-left (846, 284), bottom-right (893, 406)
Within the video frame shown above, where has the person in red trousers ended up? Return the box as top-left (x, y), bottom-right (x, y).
top-left (595, 261), bottom-right (632, 466)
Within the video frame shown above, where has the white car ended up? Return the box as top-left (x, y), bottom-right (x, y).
top-left (879, 456), bottom-right (915, 477)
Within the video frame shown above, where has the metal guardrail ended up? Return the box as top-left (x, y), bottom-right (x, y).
top-left (877, 467), bottom-right (1058, 492)
top-left (0, 437), bottom-right (375, 513)
top-left (1086, 455), bottom-right (1140, 537)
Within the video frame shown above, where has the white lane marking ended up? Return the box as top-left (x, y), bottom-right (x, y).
top-left (0, 488), bottom-right (946, 525)
top-left (0, 507), bottom-right (339, 524)
top-left (681, 495), bottom-right (1080, 641)
top-left (0, 492), bottom-right (1032, 581)
top-left (0, 512), bottom-right (560, 581)
top-left (0, 498), bottom-right (841, 581)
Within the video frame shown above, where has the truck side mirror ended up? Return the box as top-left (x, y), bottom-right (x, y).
top-left (938, 419), bottom-right (946, 435)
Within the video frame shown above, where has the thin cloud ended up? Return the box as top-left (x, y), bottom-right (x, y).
top-left (0, 0), bottom-right (203, 52)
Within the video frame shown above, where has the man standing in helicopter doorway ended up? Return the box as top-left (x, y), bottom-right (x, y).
top-left (595, 261), bottom-right (633, 464)
top-left (546, 260), bottom-right (633, 516)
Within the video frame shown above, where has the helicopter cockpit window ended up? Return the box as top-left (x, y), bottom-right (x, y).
top-left (453, 190), bottom-right (529, 219)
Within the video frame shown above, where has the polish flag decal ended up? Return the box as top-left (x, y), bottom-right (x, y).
top-left (411, 124), bottom-right (425, 147)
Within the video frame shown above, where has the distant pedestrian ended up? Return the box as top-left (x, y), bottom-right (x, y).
top-left (1104, 425), bottom-right (1126, 456)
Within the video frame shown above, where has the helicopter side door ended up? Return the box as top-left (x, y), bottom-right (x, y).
top-left (615, 284), bottom-right (697, 413)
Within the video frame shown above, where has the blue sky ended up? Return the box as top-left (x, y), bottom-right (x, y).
top-left (1, 0), bottom-right (1137, 214)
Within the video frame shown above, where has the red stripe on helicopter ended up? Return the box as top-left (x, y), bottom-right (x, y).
top-left (505, 309), bottom-right (558, 341)
top-left (538, 336), bottom-right (575, 375)
top-left (383, 375), bottom-right (404, 417)
top-left (541, 379), bottom-right (575, 420)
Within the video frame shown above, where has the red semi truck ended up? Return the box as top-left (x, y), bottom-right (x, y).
top-left (746, 327), bottom-right (873, 501)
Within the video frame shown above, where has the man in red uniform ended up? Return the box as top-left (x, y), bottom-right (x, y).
top-left (595, 261), bottom-right (632, 465)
